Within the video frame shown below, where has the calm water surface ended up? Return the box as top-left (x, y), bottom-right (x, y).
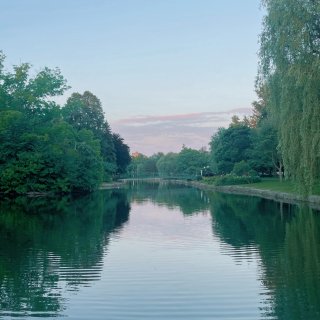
top-left (0, 182), bottom-right (319, 319)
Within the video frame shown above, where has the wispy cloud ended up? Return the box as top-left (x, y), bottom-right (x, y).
top-left (110, 108), bottom-right (252, 155)
top-left (114, 108), bottom-right (251, 127)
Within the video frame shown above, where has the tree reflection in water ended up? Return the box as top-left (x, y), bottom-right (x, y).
top-left (209, 192), bottom-right (320, 320)
top-left (0, 190), bottom-right (130, 316)
top-left (129, 182), bottom-right (320, 319)
top-left (127, 180), bottom-right (210, 215)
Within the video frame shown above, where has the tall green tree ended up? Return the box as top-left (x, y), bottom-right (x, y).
top-left (250, 120), bottom-right (282, 177)
top-left (210, 124), bottom-right (253, 174)
top-left (0, 53), bottom-right (105, 193)
top-left (156, 153), bottom-right (179, 177)
top-left (0, 110), bottom-right (104, 194)
top-left (63, 91), bottom-right (116, 179)
top-left (112, 133), bottom-right (131, 174)
top-left (259, 0), bottom-right (320, 193)
top-left (248, 83), bottom-right (283, 177)
top-left (176, 146), bottom-right (210, 176)
top-left (127, 153), bottom-right (160, 177)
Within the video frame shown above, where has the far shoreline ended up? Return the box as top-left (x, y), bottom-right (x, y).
top-left (3, 178), bottom-right (320, 211)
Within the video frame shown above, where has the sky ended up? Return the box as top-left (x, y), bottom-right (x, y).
top-left (0, 0), bottom-right (264, 155)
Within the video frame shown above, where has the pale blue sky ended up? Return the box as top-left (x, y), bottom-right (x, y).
top-left (1, 0), bottom-right (264, 153)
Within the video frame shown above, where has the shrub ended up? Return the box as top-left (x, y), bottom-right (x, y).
top-left (202, 176), bottom-right (217, 184)
top-left (214, 174), bottom-right (261, 186)
top-left (232, 161), bottom-right (257, 177)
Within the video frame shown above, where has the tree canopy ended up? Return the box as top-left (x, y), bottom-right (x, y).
top-left (0, 53), bottom-right (130, 194)
top-left (210, 124), bottom-right (253, 174)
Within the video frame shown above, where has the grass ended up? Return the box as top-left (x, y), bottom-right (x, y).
top-left (202, 177), bottom-right (320, 196)
top-left (241, 178), bottom-right (296, 192)
top-left (239, 177), bottom-right (320, 196)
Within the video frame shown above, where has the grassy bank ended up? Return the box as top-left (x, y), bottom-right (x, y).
top-left (203, 177), bottom-right (320, 196)
top-left (241, 178), bottom-right (296, 193)
top-left (119, 178), bottom-right (320, 208)
top-left (241, 178), bottom-right (320, 196)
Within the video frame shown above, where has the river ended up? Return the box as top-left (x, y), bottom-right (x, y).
top-left (0, 181), bottom-right (319, 319)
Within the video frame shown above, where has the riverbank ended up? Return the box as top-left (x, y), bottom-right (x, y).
top-left (121, 178), bottom-right (320, 210)
top-left (180, 180), bottom-right (320, 210)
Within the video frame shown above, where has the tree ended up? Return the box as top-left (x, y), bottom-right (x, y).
top-left (156, 153), bottom-right (179, 177)
top-left (210, 124), bottom-right (253, 174)
top-left (231, 115), bottom-right (241, 126)
top-left (112, 133), bottom-right (131, 174)
top-left (250, 119), bottom-right (283, 178)
top-left (0, 112), bottom-right (104, 194)
top-left (176, 146), bottom-right (210, 177)
top-left (42, 123), bottom-right (104, 192)
top-left (0, 51), bottom-right (68, 116)
top-left (232, 161), bottom-right (253, 176)
top-left (63, 91), bottom-right (116, 179)
top-left (63, 91), bottom-right (105, 135)
top-left (258, 0), bottom-right (320, 193)
top-left (249, 84), bottom-right (269, 128)
top-left (0, 53), bottom-right (109, 193)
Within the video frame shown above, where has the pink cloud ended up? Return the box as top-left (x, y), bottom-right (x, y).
top-left (113, 108), bottom-right (251, 126)
top-left (115, 112), bottom-right (209, 125)
top-left (110, 108), bottom-right (252, 155)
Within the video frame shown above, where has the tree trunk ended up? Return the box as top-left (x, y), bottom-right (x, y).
top-left (279, 161), bottom-right (283, 182)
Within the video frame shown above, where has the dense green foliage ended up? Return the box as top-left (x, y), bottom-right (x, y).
top-left (250, 119), bottom-right (280, 176)
top-left (213, 174), bottom-right (261, 186)
top-left (210, 115), bottom-right (280, 178)
top-left (63, 91), bottom-right (116, 164)
top-left (156, 153), bottom-right (179, 177)
top-left (127, 147), bottom-right (210, 179)
top-left (0, 53), bottom-right (131, 194)
top-left (258, 0), bottom-right (320, 193)
top-left (113, 133), bottom-right (131, 174)
top-left (0, 110), bottom-right (104, 193)
top-left (232, 160), bottom-right (256, 177)
top-left (174, 147), bottom-right (210, 177)
top-left (127, 153), bottom-right (161, 177)
top-left (210, 124), bottom-right (253, 174)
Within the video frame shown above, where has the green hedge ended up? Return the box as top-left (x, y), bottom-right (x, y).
top-left (214, 174), bottom-right (261, 186)
top-left (202, 174), bottom-right (261, 186)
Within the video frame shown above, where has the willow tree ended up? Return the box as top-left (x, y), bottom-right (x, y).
top-left (258, 0), bottom-right (320, 193)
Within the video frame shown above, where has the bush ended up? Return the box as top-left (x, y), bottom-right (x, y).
top-left (232, 161), bottom-right (257, 177)
top-left (202, 176), bottom-right (217, 184)
top-left (214, 174), bottom-right (261, 186)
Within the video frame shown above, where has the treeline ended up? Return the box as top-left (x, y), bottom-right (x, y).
top-left (125, 86), bottom-right (279, 181)
top-left (127, 147), bottom-right (210, 179)
top-left (0, 53), bottom-right (131, 194)
top-left (126, 107), bottom-right (278, 183)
